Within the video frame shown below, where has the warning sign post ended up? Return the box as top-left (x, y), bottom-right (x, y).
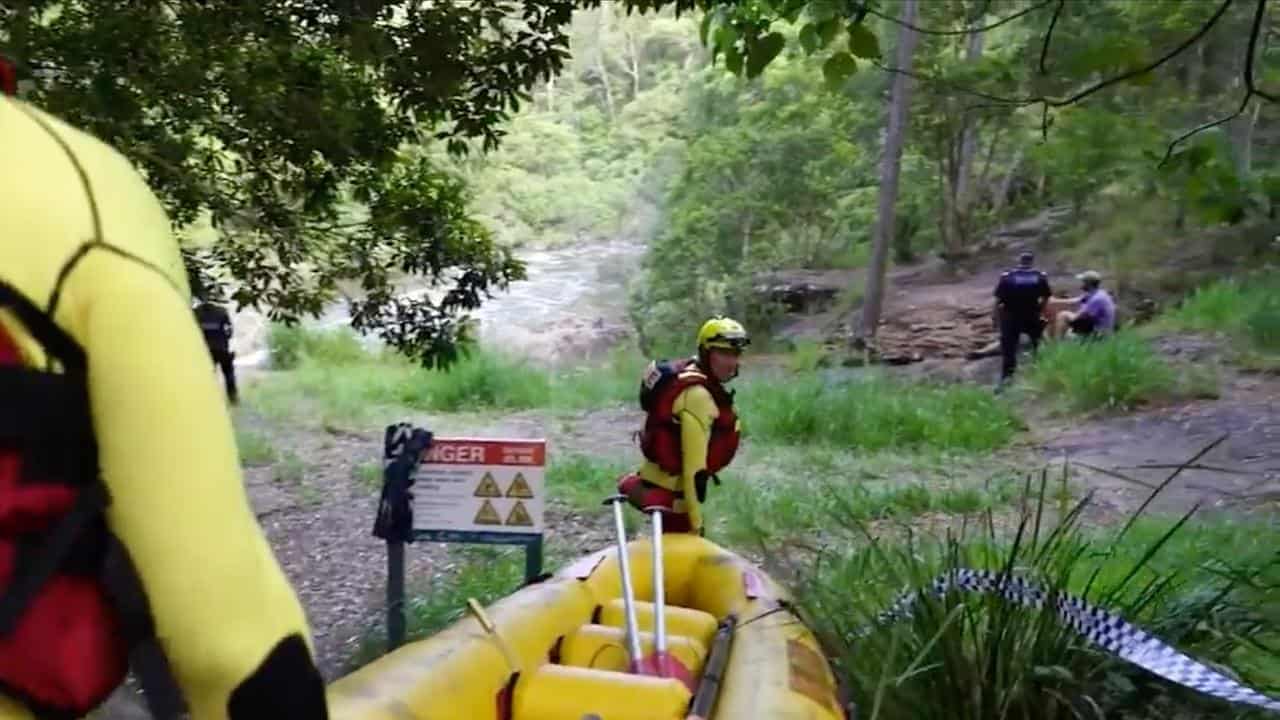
top-left (381, 434), bottom-right (547, 651)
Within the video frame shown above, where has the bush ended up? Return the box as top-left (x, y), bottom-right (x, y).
top-left (267, 324), bottom-right (368, 370)
top-left (1023, 333), bottom-right (1179, 412)
top-left (249, 327), bottom-right (644, 426)
top-left (1157, 275), bottom-right (1280, 356)
top-left (739, 371), bottom-right (1022, 453)
top-left (783, 471), bottom-right (1280, 720)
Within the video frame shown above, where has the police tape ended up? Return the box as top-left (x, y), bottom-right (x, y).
top-left (857, 568), bottom-right (1280, 713)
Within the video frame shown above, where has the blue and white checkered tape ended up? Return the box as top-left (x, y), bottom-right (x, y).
top-left (856, 568), bottom-right (1280, 713)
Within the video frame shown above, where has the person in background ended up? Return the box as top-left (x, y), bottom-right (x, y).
top-left (992, 251), bottom-right (1052, 384)
top-left (194, 294), bottom-right (238, 405)
top-left (618, 317), bottom-right (749, 536)
top-left (1054, 270), bottom-right (1116, 339)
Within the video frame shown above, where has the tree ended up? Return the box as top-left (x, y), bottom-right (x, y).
top-left (3, 0), bottom-right (584, 367)
top-left (859, 0), bottom-right (920, 344)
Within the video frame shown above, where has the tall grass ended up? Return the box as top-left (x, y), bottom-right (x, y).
top-left (1022, 332), bottom-right (1219, 413)
top-left (546, 454), bottom-right (633, 512)
top-left (713, 445), bottom-right (1036, 547)
top-left (739, 371), bottom-right (1022, 452)
top-left (249, 326), bottom-right (643, 426)
top-left (782, 468), bottom-right (1280, 720)
top-left (1153, 276), bottom-right (1280, 368)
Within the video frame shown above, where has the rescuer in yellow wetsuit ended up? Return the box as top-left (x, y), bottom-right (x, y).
top-left (622, 318), bottom-right (749, 535)
top-left (0, 90), bottom-right (326, 717)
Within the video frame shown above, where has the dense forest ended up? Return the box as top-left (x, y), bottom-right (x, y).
top-left (461, 0), bottom-right (1279, 352)
top-left (5, 0), bottom-right (1276, 363)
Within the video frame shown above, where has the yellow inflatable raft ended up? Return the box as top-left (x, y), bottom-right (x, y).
top-left (327, 529), bottom-right (846, 720)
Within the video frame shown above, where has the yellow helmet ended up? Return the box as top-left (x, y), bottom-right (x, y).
top-left (697, 316), bottom-right (750, 352)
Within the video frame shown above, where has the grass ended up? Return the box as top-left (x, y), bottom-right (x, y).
top-left (712, 445), bottom-right (1032, 548)
top-left (546, 454), bottom-right (633, 512)
top-left (1021, 332), bottom-right (1219, 413)
top-left (248, 326), bottom-right (644, 427)
top-left (235, 426), bottom-right (276, 466)
top-left (738, 370), bottom-right (1023, 453)
top-left (774, 465), bottom-right (1280, 720)
top-left (1148, 275), bottom-right (1280, 372)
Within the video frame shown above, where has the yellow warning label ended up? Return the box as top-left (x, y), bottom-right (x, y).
top-left (505, 472), bottom-right (534, 499)
top-left (474, 499), bottom-right (502, 525)
top-left (505, 500), bottom-right (534, 527)
top-left (474, 472), bottom-right (502, 498)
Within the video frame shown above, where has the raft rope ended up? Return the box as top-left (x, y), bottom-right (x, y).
top-left (856, 568), bottom-right (1280, 714)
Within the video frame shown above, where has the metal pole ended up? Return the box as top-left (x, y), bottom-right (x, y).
top-left (650, 508), bottom-right (667, 665)
top-left (387, 540), bottom-right (406, 651)
top-left (524, 535), bottom-right (543, 585)
top-left (605, 495), bottom-right (644, 667)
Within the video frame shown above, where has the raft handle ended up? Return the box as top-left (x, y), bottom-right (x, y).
top-left (685, 616), bottom-right (735, 720)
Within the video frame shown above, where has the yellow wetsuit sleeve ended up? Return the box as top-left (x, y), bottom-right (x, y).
top-left (69, 250), bottom-right (323, 718)
top-left (673, 385), bottom-right (719, 534)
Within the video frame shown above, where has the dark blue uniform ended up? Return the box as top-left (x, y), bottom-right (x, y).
top-left (994, 267), bottom-right (1050, 379)
top-left (194, 301), bottom-right (238, 404)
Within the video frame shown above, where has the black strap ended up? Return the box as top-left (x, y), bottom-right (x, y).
top-left (99, 538), bottom-right (188, 719)
top-left (0, 481), bottom-right (107, 636)
top-left (0, 281), bottom-right (87, 373)
top-left (0, 367), bottom-right (90, 444)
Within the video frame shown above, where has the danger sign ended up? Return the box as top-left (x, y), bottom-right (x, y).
top-left (415, 437), bottom-right (546, 534)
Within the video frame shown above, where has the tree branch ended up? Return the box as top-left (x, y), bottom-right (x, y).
top-left (1245, 0), bottom-right (1278, 102)
top-left (1039, 0), bottom-right (1066, 75)
top-left (1158, 90), bottom-right (1252, 166)
top-left (863, 0), bottom-right (1054, 37)
top-left (1159, 0), bottom-right (1274, 164)
top-left (1046, 0), bottom-right (1235, 108)
top-left (873, 62), bottom-right (1026, 104)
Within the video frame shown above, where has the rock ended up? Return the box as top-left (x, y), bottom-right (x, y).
top-left (753, 269), bottom-right (846, 313)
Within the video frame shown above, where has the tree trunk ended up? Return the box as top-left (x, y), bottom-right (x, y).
top-left (624, 27), bottom-right (642, 98)
top-left (993, 148), bottom-right (1023, 215)
top-left (546, 76), bottom-right (556, 112)
top-left (952, 27), bottom-right (985, 244)
top-left (975, 122), bottom-right (1004, 207)
top-left (595, 5), bottom-right (616, 120)
top-left (10, 0), bottom-right (32, 97)
top-left (858, 0), bottom-right (920, 343)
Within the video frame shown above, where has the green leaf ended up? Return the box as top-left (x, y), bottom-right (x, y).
top-left (847, 22), bottom-right (881, 60)
top-left (746, 32), bottom-right (787, 78)
top-left (817, 17), bottom-right (841, 45)
top-left (822, 51), bottom-right (858, 89)
top-left (725, 44), bottom-right (744, 75)
top-left (799, 23), bottom-right (821, 54)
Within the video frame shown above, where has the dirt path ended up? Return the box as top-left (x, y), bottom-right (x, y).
top-left (1036, 370), bottom-right (1280, 519)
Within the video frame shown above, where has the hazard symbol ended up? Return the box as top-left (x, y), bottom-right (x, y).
top-left (505, 500), bottom-right (534, 527)
top-left (474, 472), bottom-right (502, 498)
top-left (505, 472), bottom-right (534, 499)
top-left (474, 499), bottom-right (502, 525)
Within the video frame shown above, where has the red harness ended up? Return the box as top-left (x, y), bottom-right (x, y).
top-left (638, 360), bottom-right (740, 477)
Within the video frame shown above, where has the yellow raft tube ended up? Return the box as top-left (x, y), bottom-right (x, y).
top-left (327, 532), bottom-right (847, 720)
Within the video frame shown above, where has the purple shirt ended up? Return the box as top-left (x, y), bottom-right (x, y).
top-left (1078, 289), bottom-right (1115, 332)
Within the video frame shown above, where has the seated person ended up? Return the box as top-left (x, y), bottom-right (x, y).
top-left (1054, 270), bottom-right (1116, 338)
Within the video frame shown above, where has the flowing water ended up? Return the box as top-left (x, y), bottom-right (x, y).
top-left (230, 236), bottom-right (647, 369)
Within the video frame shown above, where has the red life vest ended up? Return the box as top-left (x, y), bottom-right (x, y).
top-left (0, 281), bottom-right (180, 718)
top-left (638, 358), bottom-right (740, 477)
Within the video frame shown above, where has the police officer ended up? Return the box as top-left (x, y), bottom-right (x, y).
top-left (993, 251), bottom-right (1051, 382)
top-left (194, 295), bottom-right (238, 405)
